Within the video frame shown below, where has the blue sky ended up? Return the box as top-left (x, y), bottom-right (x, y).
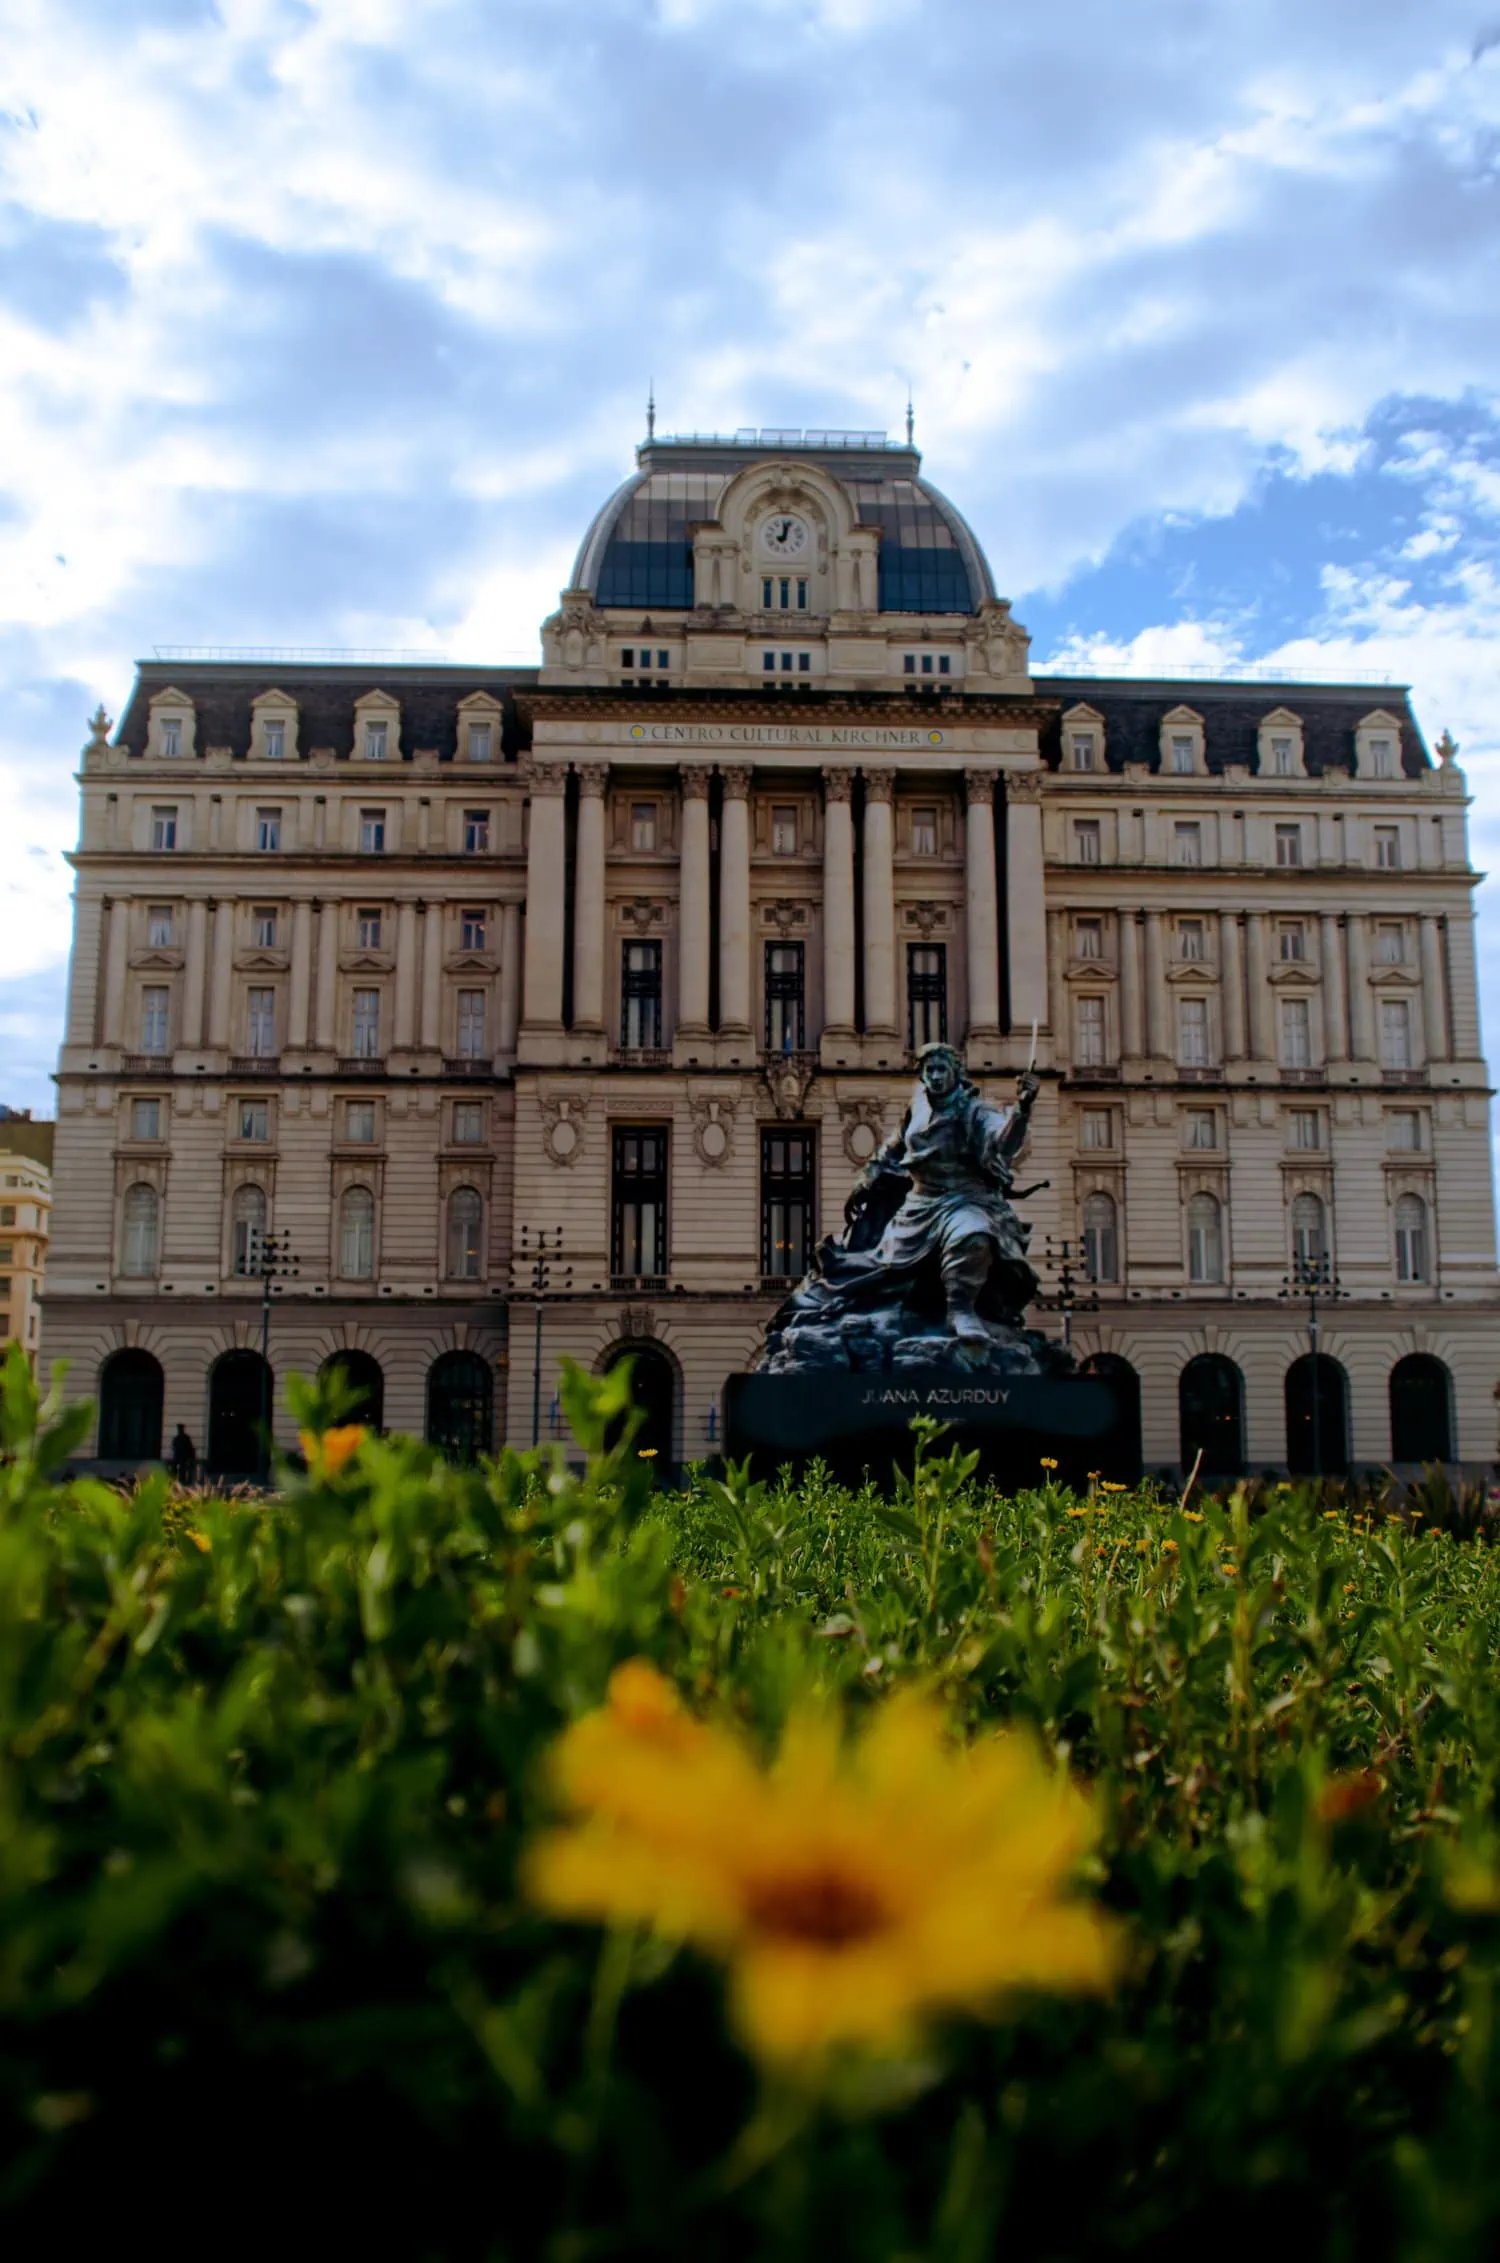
top-left (1, 0), bottom-right (1498, 1150)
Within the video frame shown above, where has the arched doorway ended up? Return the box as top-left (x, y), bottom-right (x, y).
top-left (1389, 1354), bottom-right (1452, 1464)
top-left (98, 1348), bottom-right (165, 1461)
top-left (1179, 1354), bottom-right (1245, 1481)
top-left (1285, 1354), bottom-right (1350, 1479)
top-left (1079, 1353), bottom-right (1142, 1484)
top-left (208, 1349), bottom-right (273, 1478)
top-left (319, 1349), bottom-right (385, 1431)
top-left (426, 1350), bottom-right (493, 1463)
top-left (605, 1344), bottom-right (677, 1472)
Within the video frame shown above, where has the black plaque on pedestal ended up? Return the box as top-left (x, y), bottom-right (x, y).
top-left (724, 1368), bottom-right (1132, 1492)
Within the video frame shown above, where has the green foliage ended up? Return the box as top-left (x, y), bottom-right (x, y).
top-left (3, 1333), bottom-right (1500, 2259)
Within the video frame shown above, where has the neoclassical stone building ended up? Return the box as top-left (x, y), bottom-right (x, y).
top-left (44, 427), bottom-right (1499, 1475)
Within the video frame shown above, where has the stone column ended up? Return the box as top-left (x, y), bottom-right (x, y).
top-left (287, 898), bottom-right (312, 1049)
top-left (420, 901), bottom-right (443, 1051)
top-left (71, 894), bottom-right (104, 1046)
top-left (718, 766), bottom-right (752, 1037)
top-left (1245, 912), bottom-right (1272, 1060)
top-left (102, 897), bottom-right (129, 1046)
top-left (1420, 914), bottom-right (1449, 1063)
top-left (1446, 913), bottom-right (1482, 1059)
top-left (1121, 912), bottom-right (1144, 1059)
top-left (572, 763), bottom-right (609, 1033)
top-left (497, 901), bottom-right (522, 1059)
top-left (521, 767), bottom-right (568, 1030)
top-left (822, 769), bottom-right (857, 1040)
top-left (1220, 912), bottom-right (1245, 1060)
top-left (207, 897), bottom-right (234, 1049)
top-left (1143, 911), bottom-right (1166, 1060)
top-left (677, 766), bottom-right (713, 1035)
top-left (1004, 771), bottom-right (1048, 1035)
top-left (964, 770), bottom-right (1001, 1039)
top-left (394, 900), bottom-right (418, 1049)
top-left (183, 897), bottom-right (209, 1048)
top-left (314, 900), bottom-right (338, 1051)
top-left (861, 770), bottom-right (897, 1036)
top-left (1346, 915), bottom-right (1374, 1060)
top-left (1321, 913), bottom-right (1348, 1062)
top-left (1045, 911), bottom-right (1066, 1041)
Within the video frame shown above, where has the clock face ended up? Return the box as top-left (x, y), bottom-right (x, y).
top-left (762, 513), bottom-right (810, 558)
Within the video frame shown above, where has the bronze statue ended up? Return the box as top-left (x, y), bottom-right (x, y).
top-left (757, 1046), bottom-right (1065, 1378)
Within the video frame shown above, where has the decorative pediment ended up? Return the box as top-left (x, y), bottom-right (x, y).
top-left (444, 952), bottom-right (497, 976)
top-left (339, 951), bottom-right (394, 975)
top-left (130, 948), bottom-right (183, 972)
top-left (235, 949), bottom-right (289, 974)
top-left (1266, 960), bottom-right (1317, 987)
top-left (1066, 957), bottom-right (1118, 984)
top-left (1369, 962), bottom-right (1420, 988)
top-left (1165, 960), bottom-right (1216, 985)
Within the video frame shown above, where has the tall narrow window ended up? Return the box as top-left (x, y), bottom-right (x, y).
top-left (1076, 918), bottom-right (1103, 960)
top-left (1291, 1192), bottom-right (1326, 1275)
top-left (1271, 735), bottom-right (1294, 775)
top-left (1395, 1193), bottom-right (1429, 1283)
top-left (352, 988), bottom-right (381, 1059)
top-left (256, 808), bottom-right (281, 852)
top-left (1369, 734), bottom-right (1396, 778)
top-left (232, 1185), bottom-right (267, 1277)
top-left (1073, 819), bottom-right (1101, 865)
top-left (765, 943), bottom-right (805, 1054)
top-left (151, 807), bottom-right (178, 851)
top-left (1082, 1191), bottom-right (1118, 1283)
top-left (263, 719), bottom-right (286, 760)
top-left (463, 810), bottom-right (490, 854)
top-left (621, 941), bottom-right (662, 1049)
top-left (761, 1130), bottom-right (816, 1278)
top-left (1173, 822), bottom-right (1202, 867)
top-left (1277, 921), bottom-right (1306, 962)
top-left (1178, 919), bottom-right (1205, 962)
top-left (1275, 824), bottom-right (1303, 868)
top-left (456, 989), bottom-right (486, 1058)
top-left (911, 805), bottom-right (938, 856)
top-left (630, 802), bottom-right (658, 852)
top-left (360, 809), bottom-right (386, 854)
top-left (1170, 734), bottom-right (1196, 774)
top-left (246, 988), bottom-right (276, 1057)
top-left (452, 1101), bottom-right (483, 1144)
top-left (131, 1099), bottom-right (162, 1142)
top-left (357, 907), bottom-right (382, 949)
top-left (1380, 999), bottom-right (1412, 1070)
top-left (1071, 733), bottom-right (1096, 772)
top-left (1280, 997), bottom-right (1311, 1069)
top-left (770, 805), bottom-right (798, 856)
top-left (1289, 1109), bottom-right (1322, 1150)
top-left (238, 1100), bottom-right (269, 1141)
top-left (1187, 1192), bottom-right (1223, 1284)
top-left (1386, 1111), bottom-right (1422, 1152)
top-left (466, 723), bottom-right (491, 763)
top-left (1374, 826), bottom-right (1401, 870)
top-left (160, 717), bottom-right (182, 758)
top-left (612, 1129), bottom-right (668, 1280)
top-left (364, 720), bottom-right (388, 760)
top-left (147, 905), bottom-right (174, 947)
top-left (140, 986), bottom-right (170, 1055)
top-left (907, 944), bottom-right (947, 1050)
top-left (1185, 1109), bottom-right (1217, 1149)
top-left (253, 906), bottom-right (278, 948)
top-left (339, 1186), bottom-right (375, 1279)
top-left (1376, 921), bottom-right (1406, 964)
top-left (446, 1187), bottom-right (484, 1280)
top-left (1074, 994), bottom-right (1106, 1068)
top-left (121, 1184), bottom-right (160, 1277)
top-left (1081, 1108), bottom-right (1113, 1150)
top-left (1178, 998), bottom-right (1209, 1067)
top-left (345, 1101), bottom-right (377, 1144)
top-left (460, 908), bottom-right (486, 950)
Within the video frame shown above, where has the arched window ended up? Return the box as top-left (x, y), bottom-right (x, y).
top-left (1081, 1192), bottom-right (1118, 1284)
top-left (1187, 1193), bottom-right (1222, 1284)
top-left (121, 1183), bottom-right (160, 1277)
top-left (426, 1350), bottom-right (493, 1463)
top-left (1395, 1194), bottom-right (1428, 1283)
top-left (232, 1185), bottom-right (267, 1277)
top-left (1179, 1354), bottom-right (1245, 1480)
top-left (1291, 1192), bottom-right (1326, 1277)
top-left (604, 1343), bottom-right (677, 1470)
top-left (1079, 1353), bottom-right (1142, 1485)
top-left (446, 1186), bottom-right (484, 1280)
top-left (98, 1348), bottom-right (164, 1461)
top-left (1389, 1354), bottom-right (1452, 1463)
top-left (318, 1349), bottom-right (385, 1431)
top-left (1285, 1353), bottom-right (1350, 1478)
top-left (339, 1186), bottom-right (375, 1280)
top-left (208, 1348), bottom-right (273, 1477)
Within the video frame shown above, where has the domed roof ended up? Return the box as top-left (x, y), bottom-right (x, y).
top-left (570, 433), bottom-right (996, 616)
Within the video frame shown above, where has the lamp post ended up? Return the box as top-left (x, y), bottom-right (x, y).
top-left (251, 1229), bottom-right (299, 1487)
top-left (1279, 1249), bottom-right (1347, 1480)
top-left (518, 1226), bottom-right (573, 1447)
top-left (1038, 1235), bottom-right (1101, 1358)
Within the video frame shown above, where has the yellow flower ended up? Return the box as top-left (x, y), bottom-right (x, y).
top-left (1066, 1507), bottom-right (1088, 1519)
top-left (638, 1447), bottom-right (659, 1459)
top-left (1039, 1456), bottom-right (1059, 1471)
top-left (1161, 1539), bottom-right (1178, 1552)
top-left (1101, 1481), bottom-right (1127, 1493)
top-left (1181, 1510), bottom-right (1204, 1524)
top-left (525, 1664), bottom-right (1115, 2068)
top-left (300, 1424), bottom-right (365, 1478)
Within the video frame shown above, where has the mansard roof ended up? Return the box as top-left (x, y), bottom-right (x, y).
top-left (112, 661), bottom-right (538, 762)
top-left (1032, 677), bottom-right (1431, 776)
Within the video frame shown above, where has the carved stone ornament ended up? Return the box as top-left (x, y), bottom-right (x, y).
top-left (721, 765), bottom-right (753, 798)
top-left (691, 1094), bottom-right (736, 1167)
top-left (762, 1057), bottom-right (817, 1121)
top-left (620, 1305), bottom-right (657, 1339)
top-left (1005, 769), bottom-right (1044, 803)
top-left (620, 897), bottom-right (665, 932)
top-left (576, 762), bottom-right (609, 798)
top-left (1436, 729), bottom-right (1459, 766)
top-left (529, 765), bottom-right (569, 800)
top-left (823, 767), bottom-right (855, 803)
top-left (839, 1097), bottom-right (886, 1166)
top-left (904, 901), bottom-right (946, 936)
top-left (863, 769), bottom-right (895, 804)
top-left (762, 898), bottom-right (809, 933)
top-left (87, 704), bottom-right (112, 750)
top-left (680, 764), bottom-right (713, 800)
top-left (964, 769), bottom-right (996, 806)
top-left (539, 1092), bottom-right (588, 1167)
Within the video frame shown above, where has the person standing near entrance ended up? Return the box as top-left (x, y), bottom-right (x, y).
top-left (169, 1424), bottom-right (197, 1485)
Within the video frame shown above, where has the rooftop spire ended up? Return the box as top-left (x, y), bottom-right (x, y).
top-left (905, 388), bottom-right (914, 446)
top-left (646, 381), bottom-right (656, 441)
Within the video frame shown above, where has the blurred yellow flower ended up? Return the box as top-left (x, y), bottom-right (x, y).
top-left (299, 1424), bottom-right (365, 1478)
top-left (525, 1662), bottom-right (1115, 2068)
top-left (1039, 1456), bottom-right (1059, 1471)
top-left (1066, 1508), bottom-right (1088, 1519)
top-left (1101, 1481), bottom-right (1127, 1493)
top-left (1181, 1510), bottom-right (1204, 1524)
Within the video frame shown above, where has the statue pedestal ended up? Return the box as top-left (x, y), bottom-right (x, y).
top-left (723, 1368), bottom-right (1134, 1492)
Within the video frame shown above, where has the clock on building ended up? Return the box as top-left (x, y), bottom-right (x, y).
top-left (761, 513), bottom-right (810, 558)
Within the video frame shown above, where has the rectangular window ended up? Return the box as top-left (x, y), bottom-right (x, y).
top-left (1280, 996), bottom-right (1312, 1069)
top-left (364, 719), bottom-right (388, 760)
top-left (238, 1099), bottom-right (270, 1141)
top-left (352, 988), bottom-right (381, 1059)
top-left (467, 723), bottom-right (491, 763)
top-left (771, 805), bottom-right (798, 856)
top-left (907, 944), bottom-right (947, 1051)
top-left (1173, 822), bottom-right (1202, 867)
top-left (151, 807), bottom-right (178, 851)
top-left (1178, 919), bottom-right (1205, 962)
top-left (1274, 823), bottom-right (1303, 868)
top-left (1074, 819), bottom-right (1101, 865)
top-left (253, 905), bottom-right (278, 948)
top-left (1081, 1107), bottom-right (1113, 1150)
top-left (1170, 735), bottom-right (1195, 773)
top-left (457, 989), bottom-right (486, 1058)
top-left (1185, 1109), bottom-right (1217, 1149)
top-left (1370, 735), bottom-right (1396, 778)
top-left (147, 904), bottom-right (174, 947)
top-left (1271, 735), bottom-right (1293, 775)
top-left (452, 1101), bottom-right (484, 1144)
top-left (140, 986), bottom-right (170, 1054)
top-left (1076, 917), bottom-right (1103, 961)
top-left (460, 908), bottom-right (486, 950)
top-left (1374, 826), bottom-right (1401, 870)
top-left (463, 810), bottom-right (490, 854)
top-left (357, 907), bottom-right (382, 949)
top-left (1277, 921), bottom-right (1306, 962)
top-left (612, 1127), bottom-right (668, 1280)
top-left (621, 940), bottom-right (662, 1049)
top-left (263, 719), bottom-right (286, 760)
top-left (131, 1098), bottom-right (162, 1141)
top-left (345, 1100), bottom-right (377, 1144)
top-left (1380, 998), bottom-right (1411, 1070)
top-left (761, 1129), bottom-right (816, 1278)
top-left (911, 805), bottom-right (938, 856)
top-left (1289, 1109), bottom-right (1322, 1150)
top-left (360, 809), bottom-right (386, 854)
top-left (1386, 1111), bottom-right (1422, 1152)
top-left (1072, 733), bottom-right (1096, 772)
top-left (1376, 921), bottom-right (1406, 964)
top-left (1075, 994), bottom-right (1106, 1067)
top-left (1178, 997), bottom-right (1209, 1067)
top-left (631, 802), bottom-right (658, 853)
top-left (246, 987), bottom-right (276, 1057)
top-left (256, 808), bottom-right (281, 852)
top-left (160, 717), bottom-right (182, 758)
top-left (766, 942), bottom-right (805, 1054)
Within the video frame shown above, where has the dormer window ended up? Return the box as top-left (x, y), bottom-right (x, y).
top-left (160, 718), bottom-right (182, 759)
top-left (364, 720), bottom-right (388, 761)
top-left (1170, 735), bottom-right (1195, 774)
top-left (466, 723), bottom-right (491, 763)
top-left (263, 720), bottom-right (285, 761)
top-left (1369, 735), bottom-right (1396, 778)
top-left (1072, 733), bottom-right (1097, 772)
top-left (1271, 736), bottom-right (1293, 775)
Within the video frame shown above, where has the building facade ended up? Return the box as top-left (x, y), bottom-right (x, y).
top-left (0, 1109), bottom-right (53, 1370)
top-left (43, 427), bottom-right (1499, 1476)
